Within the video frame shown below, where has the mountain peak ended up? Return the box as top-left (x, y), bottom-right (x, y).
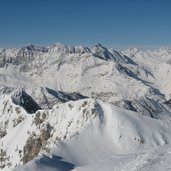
top-left (94, 43), bottom-right (104, 48)
top-left (91, 43), bottom-right (114, 60)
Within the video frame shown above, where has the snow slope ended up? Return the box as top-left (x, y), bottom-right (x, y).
top-left (1, 97), bottom-right (171, 170)
top-left (0, 43), bottom-right (171, 170)
top-left (122, 47), bottom-right (171, 99)
top-left (0, 43), bottom-right (169, 117)
top-left (74, 144), bottom-right (171, 171)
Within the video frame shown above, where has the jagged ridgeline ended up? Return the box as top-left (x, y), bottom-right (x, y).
top-left (0, 44), bottom-right (171, 171)
top-left (10, 87), bottom-right (88, 113)
top-left (0, 43), bottom-right (171, 117)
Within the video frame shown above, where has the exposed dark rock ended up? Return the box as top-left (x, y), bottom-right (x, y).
top-left (0, 130), bottom-right (7, 138)
top-left (164, 99), bottom-right (171, 107)
top-left (40, 124), bottom-right (51, 144)
top-left (13, 116), bottom-right (25, 127)
top-left (92, 43), bottom-right (114, 61)
top-left (34, 112), bottom-right (46, 126)
top-left (122, 99), bottom-right (137, 112)
top-left (11, 89), bottom-right (41, 114)
top-left (46, 87), bottom-right (87, 103)
top-left (23, 136), bottom-right (42, 164)
top-left (23, 124), bottom-right (52, 164)
top-left (0, 87), bottom-right (14, 95)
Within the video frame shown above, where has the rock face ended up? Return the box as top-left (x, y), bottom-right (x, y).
top-left (45, 87), bottom-right (87, 103)
top-left (11, 89), bottom-right (41, 114)
top-left (23, 135), bottom-right (42, 164)
top-left (23, 125), bottom-right (51, 164)
top-left (165, 99), bottom-right (171, 107)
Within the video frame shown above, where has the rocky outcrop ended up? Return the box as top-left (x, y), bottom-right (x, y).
top-left (23, 123), bottom-right (51, 164)
top-left (11, 89), bottom-right (41, 114)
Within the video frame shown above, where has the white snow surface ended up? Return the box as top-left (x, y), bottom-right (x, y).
top-left (0, 44), bottom-right (171, 170)
top-left (0, 98), bottom-right (171, 171)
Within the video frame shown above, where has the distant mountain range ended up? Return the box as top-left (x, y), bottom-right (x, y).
top-left (0, 43), bottom-right (171, 171)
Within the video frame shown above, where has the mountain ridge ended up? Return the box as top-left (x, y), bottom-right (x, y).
top-left (0, 43), bottom-right (171, 170)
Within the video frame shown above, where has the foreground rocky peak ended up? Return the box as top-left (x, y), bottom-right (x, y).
top-left (11, 89), bottom-right (41, 114)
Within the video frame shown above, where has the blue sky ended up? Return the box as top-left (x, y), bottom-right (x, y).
top-left (0, 0), bottom-right (171, 48)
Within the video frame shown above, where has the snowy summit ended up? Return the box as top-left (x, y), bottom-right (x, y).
top-left (0, 43), bottom-right (171, 171)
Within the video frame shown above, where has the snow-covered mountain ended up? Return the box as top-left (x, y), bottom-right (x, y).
top-left (0, 43), bottom-right (171, 171)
